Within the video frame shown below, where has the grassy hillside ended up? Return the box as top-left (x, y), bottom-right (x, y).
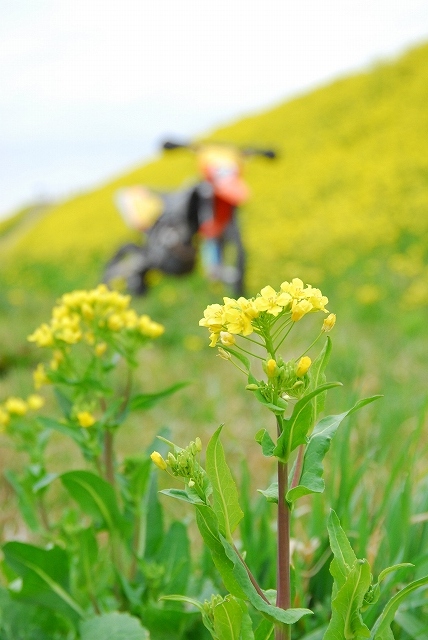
top-left (3, 42), bottom-right (428, 314)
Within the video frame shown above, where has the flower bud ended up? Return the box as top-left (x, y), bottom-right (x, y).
top-left (296, 356), bottom-right (311, 377)
top-left (246, 383), bottom-right (260, 391)
top-left (77, 411), bottom-right (96, 428)
top-left (220, 331), bottom-right (235, 346)
top-left (27, 394), bottom-right (45, 411)
top-left (322, 313), bottom-right (336, 332)
top-left (150, 451), bottom-right (167, 470)
top-left (195, 437), bottom-right (202, 452)
top-left (265, 358), bottom-right (279, 378)
top-left (217, 347), bottom-right (231, 360)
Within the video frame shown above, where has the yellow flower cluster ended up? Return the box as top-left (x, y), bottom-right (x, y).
top-left (28, 284), bottom-right (164, 350)
top-left (0, 394), bottom-right (45, 430)
top-left (199, 279), bottom-right (328, 346)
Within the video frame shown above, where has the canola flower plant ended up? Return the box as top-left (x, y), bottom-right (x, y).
top-left (4, 43), bottom-right (428, 310)
top-left (26, 284), bottom-right (164, 441)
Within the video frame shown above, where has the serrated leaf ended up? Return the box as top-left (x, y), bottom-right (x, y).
top-left (255, 429), bottom-right (276, 457)
top-left (129, 381), bottom-right (188, 411)
top-left (369, 575), bottom-right (428, 639)
top-left (323, 559), bottom-right (372, 640)
top-left (206, 426), bottom-right (244, 540)
top-left (80, 612), bottom-right (149, 640)
top-left (287, 397), bottom-right (380, 504)
top-left (274, 382), bottom-right (342, 461)
top-left (2, 541), bottom-right (84, 620)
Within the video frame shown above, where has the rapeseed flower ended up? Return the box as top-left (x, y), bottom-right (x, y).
top-left (77, 411), bottom-right (96, 428)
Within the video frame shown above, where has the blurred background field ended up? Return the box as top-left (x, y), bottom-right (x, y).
top-left (1, 40), bottom-right (428, 635)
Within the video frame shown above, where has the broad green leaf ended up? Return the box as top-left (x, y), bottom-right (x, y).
top-left (2, 541), bottom-right (84, 620)
top-left (60, 470), bottom-right (128, 535)
top-left (144, 472), bottom-right (164, 558)
top-left (220, 534), bottom-right (313, 625)
top-left (195, 504), bottom-right (247, 599)
top-left (327, 509), bottom-right (358, 590)
top-left (80, 612), bottom-right (149, 640)
top-left (369, 575), bottom-right (428, 639)
top-left (287, 397), bottom-right (380, 503)
top-left (323, 559), bottom-right (372, 640)
top-left (158, 521), bottom-right (190, 595)
top-left (238, 598), bottom-right (256, 640)
top-left (75, 527), bottom-right (98, 598)
top-left (255, 429), bottom-right (276, 456)
top-left (274, 382), bottom-right (342, 461)
top-left (254, 618), bottom-right (274, 640)
top-left (161, 595), bottom-right (216, 637)
top-left (213, 595), bottom-right (244, 640)
top-left (129, 381), bottom-right (188, 411)
top-left (206, 426), bottom-right (244, 540)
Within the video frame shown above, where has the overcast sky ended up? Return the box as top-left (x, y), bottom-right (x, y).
top-left (1, 0), bottom-right (428, 219)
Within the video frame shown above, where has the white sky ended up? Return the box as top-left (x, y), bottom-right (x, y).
top-left (1, 0), bottom-right (428, 219)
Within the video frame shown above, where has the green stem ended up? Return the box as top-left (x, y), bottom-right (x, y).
top-left (104, 430), bottom-right (115, 487)
top-left (276, 419), bottom-right (291, 640)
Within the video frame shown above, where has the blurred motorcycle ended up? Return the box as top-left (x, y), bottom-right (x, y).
top-left (103, 140), bottom-right (276, 296)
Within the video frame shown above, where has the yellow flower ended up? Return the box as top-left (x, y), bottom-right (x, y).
top-left (280, 278), bottom-right (305, 299)
top-left (138, 315), bottom-right (165, 338)
top-left (28, 323), bottom-right (54, 347)
top-left (27, 394), bottom-right (45, 410)
top-left (209, 332), bottom-right (220, 347)
top-left (95, 342), bottom-right (108, 357)
top-left (5, 397), bottom-right (28, 416)
top-left (254, 285), bottom-right (292, 316)
top-left (296, 356), bottom-right (312, 377)
top-left (0, 408), bottom-right (10, 430)
top-left (220, 331), bottom-right (235, 346)
top-left (199, 304), bottom-right (225, 333)
top-left (224, 307), bottom-right (253, 336)
top-left (33, 363), bottom-right (49, 389)
top-left (150, 451), bottom-right (167, 470)
top-left (322, 313), bottom-right (337, 332)
top-left (77, 411), bottom-right (96, 428)
top-left (291, 299), bottom-right (313, 322)
top-left (107, 314), bottom-right (124, 331)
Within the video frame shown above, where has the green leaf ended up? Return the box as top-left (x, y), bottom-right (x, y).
top-left (144, 472), bottom-right (164, 558)
top-left (2, 541), bottom-right (84, 620)
top-left (254, 618), bottom-right (274, 640)
top-left (255, 429), bottom-right (276, 456)
top-left (80, 612), bottom-right (149, 640)
top-left (160, 487), bottom-right (205, 504)
top-left (213, 595), bottom-right (245, 640)
top-left (195, 504), bottom-right (247, 599)
top-left (60, 470), bottom-right (128, 535)
top-left (129, 381), bottom-right (188, 411)
top-left (287, 397), bottom-right (380, 503)
top-left (158, 521), bottom-right (190, 595)
top-left (377, 563), bottom-right (414, 584)
top-left (327, 509), bottom-right (358, 589)
top-left (258, 482), bottom-right (279, 504)
top-left (54, 387), bottom-right (73, 419)
top-left (219, 535), bottom-right (313, 626)
top-left (248, 372), bottom-right (287, 414)
top-left (274, 382), bottom-right (342, 461)
top-left (206, 426), bottom-right (244, 540)
top-left (307, 337), bottom-right (332, 421)
top-left (323, 560), bottom-right (372, 640)
top-left (4, 470), bottom-right (40, 531)
top-left (37, 416), bottom-right (84, 445)
top-left (369, 575), bottom-right (428, 639)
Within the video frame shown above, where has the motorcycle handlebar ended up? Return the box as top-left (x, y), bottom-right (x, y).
top-left (162, 140), bottom-right (277, 159)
